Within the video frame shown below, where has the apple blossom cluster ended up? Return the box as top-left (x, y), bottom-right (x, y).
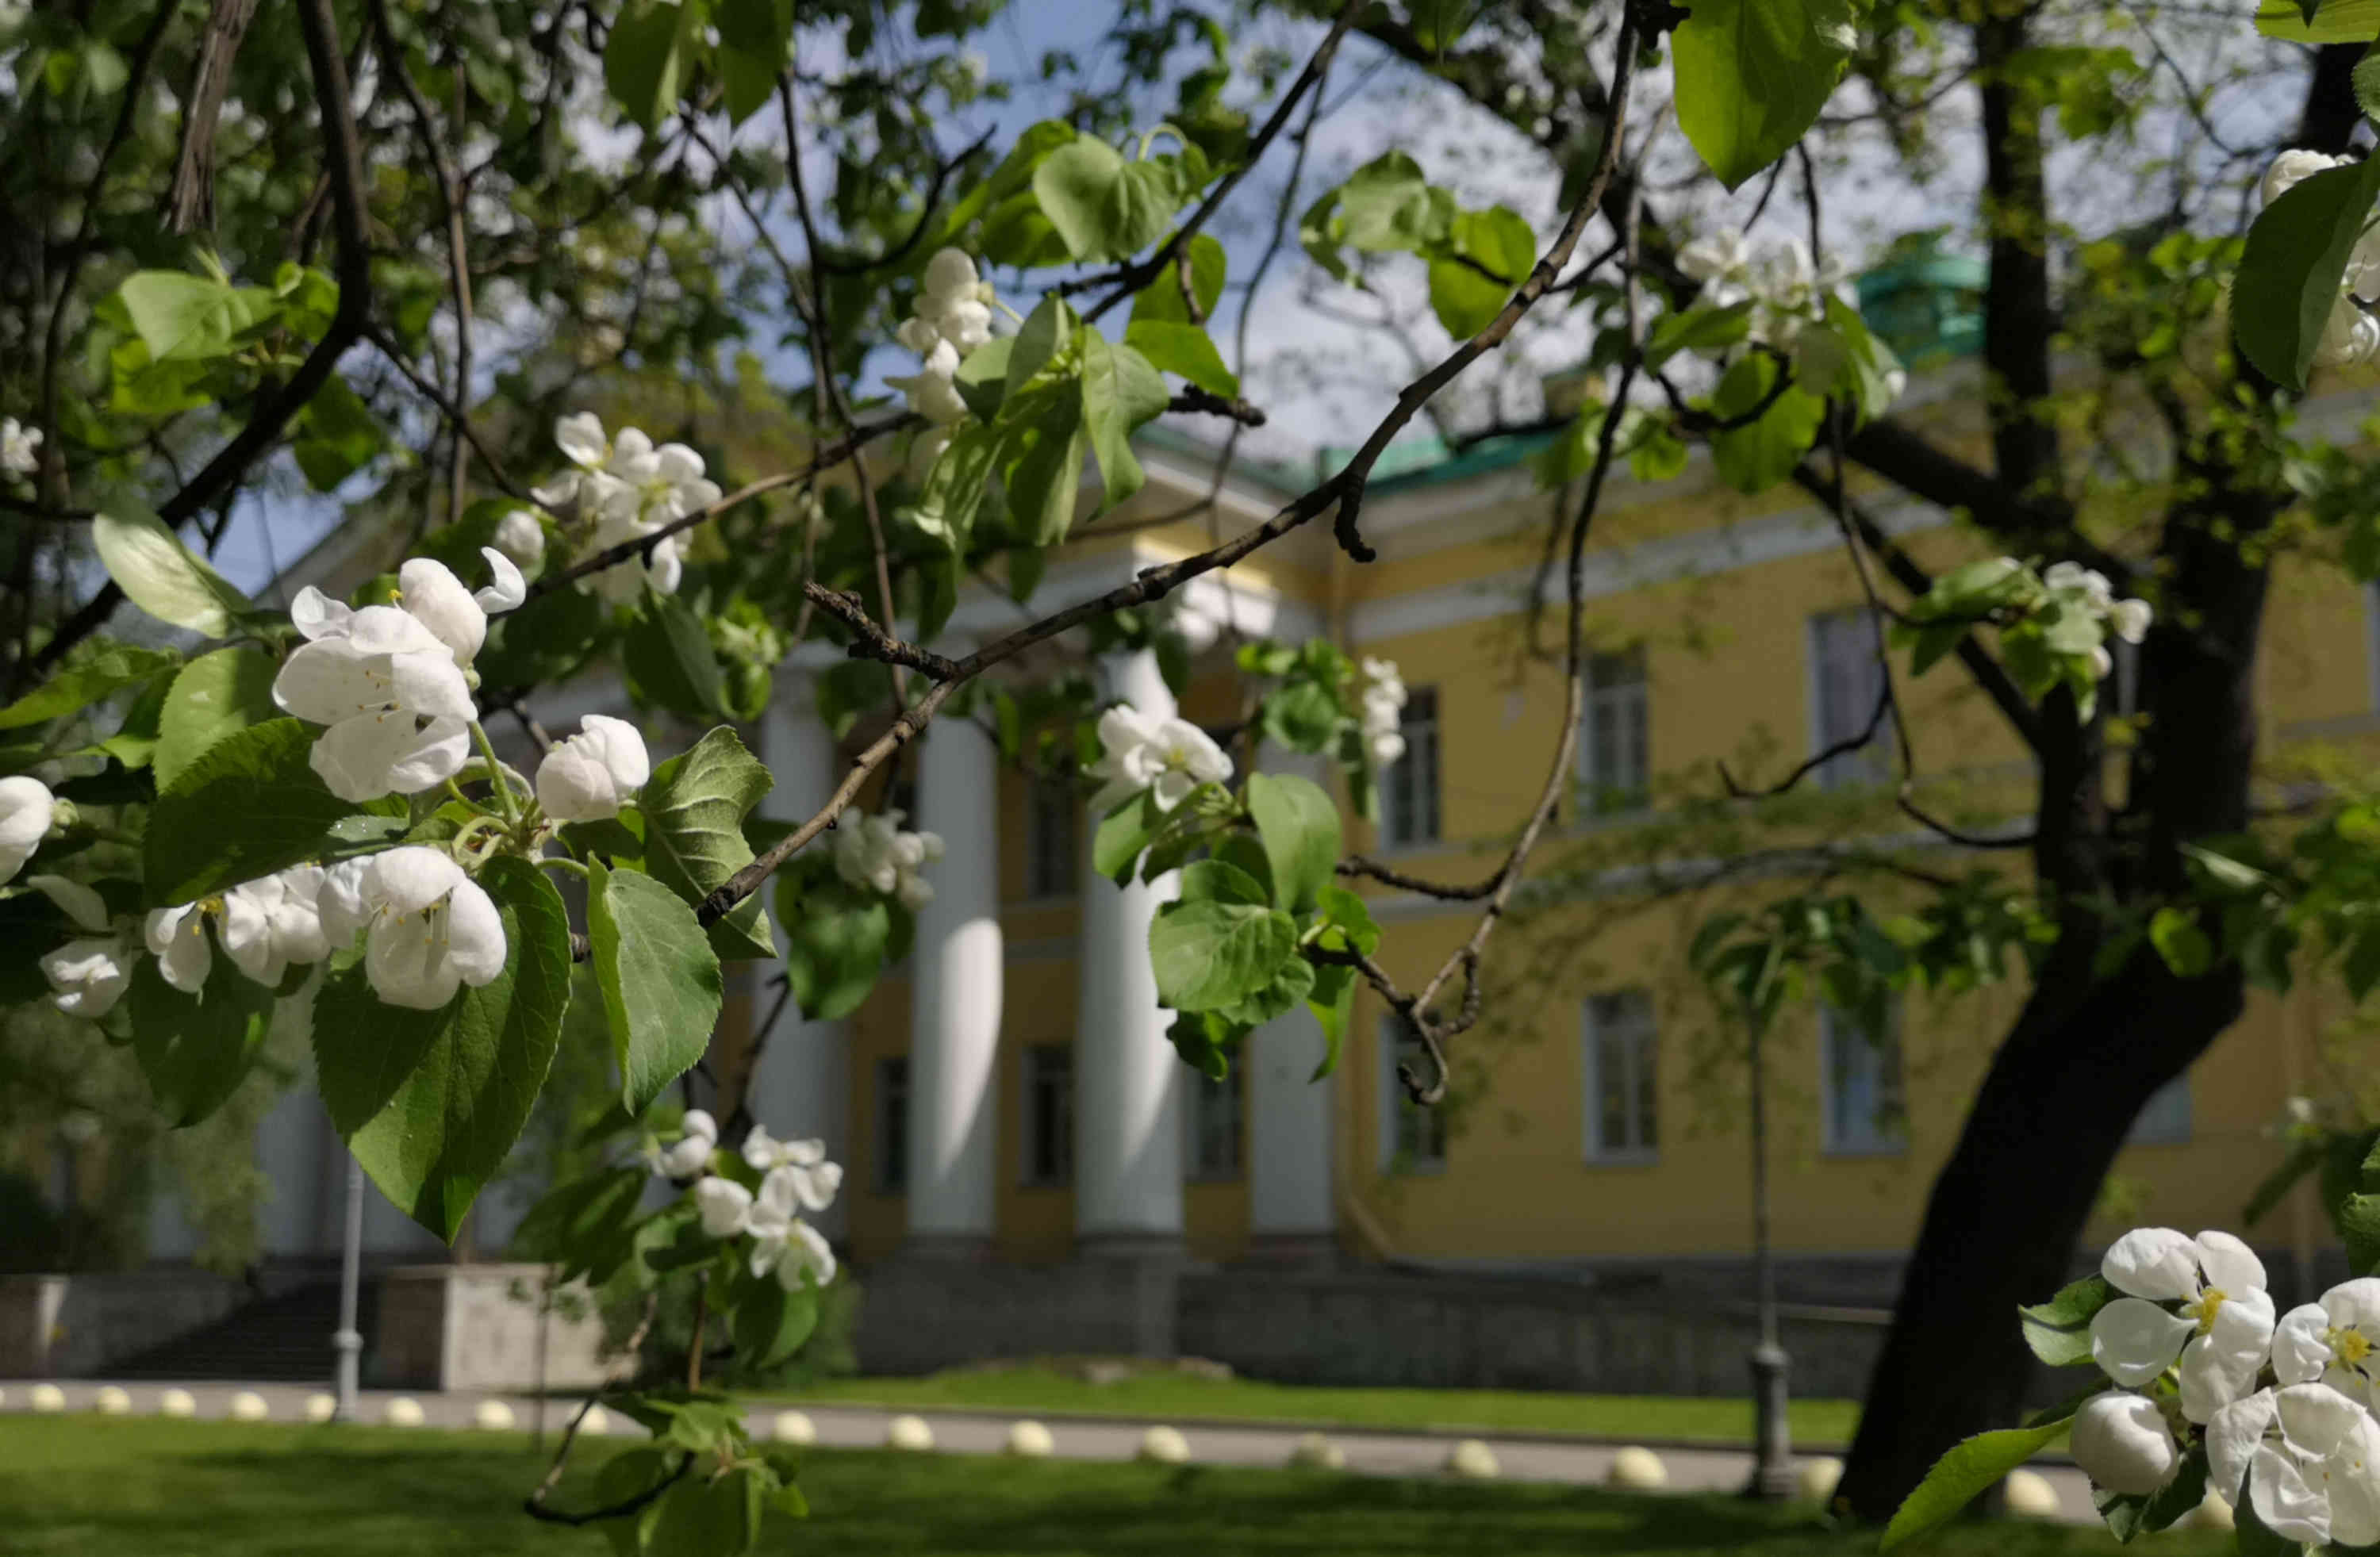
top-left (889, 248), bottom-right (996, 476)
top-left (1357, 657), bottom-right (1409, 769)
top-left (0, 773), bottom-right (63, 885)
top-left (1, 416), bottom-right (40, 479)
top-left (831, 807), bottom-right (943, 912)
top-left (2262, 151), bottom-right (2380, 368)
top-left (528, 414), bottom-right (722, 603)
top-left (2042, 560), bottom-right (2153, 677)
top-left (1086, 704), bottom-right (1234, 815)
top-left (1675, 228), bottom-right (1906, 403)
top-left (272, 550), bottom-right (523, 803)
top-left (2068, 1226), bottom-right (2380, 1546)
top-left (657, 1110), bottom-right (842, 1293)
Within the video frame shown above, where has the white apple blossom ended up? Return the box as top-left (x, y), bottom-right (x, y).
top-left (272, 589), bottom-right (477, 802)
top-left (1086, 704), bottom-right (1234, 815)
top-left (533, 415), bottom-right (713, 601)
top-left (694, 1174), bottom-right (754, 1238)
top-left (651, 1108), bottom-right (717, 1179)
top-left (2070, 1390), bottom-right (2181, 1496)
top-left (218, 865), bottom-right (330, 987)
top-left (492, 508), bottom-right (547, 571)
top-left (2109, 597), bottom-right (2153, 646)
top-left (397, 558), bottom-right (488, 668)
top-left (317, 847), bottom-right (505, 1011)
top-left (144, 900), bottom-right (221, 992)
top-left (29, 873), bottom-right (127, 1020)
top-left (2090, 1227), bottom-right (2274, 1422)
top-left (1674, 228), bottom-right (1858, 359)
top-left (743, 1127), bottom-right (843, 1211)
top-left (0, 416), bottom-right (39, 477)
top-left (831, 807), bottom-right (942, 911)
top-left (2208, 1384), bottom-right (2380, 1547)
top-left (1358, 657), bottom-right (1409, 768)
top-left (0, 773), bottom-right (58, 884)
top-left (536, 715), bottom-right (651, 823)
top-left (2274, 1278), bottom-right (2380, 1408)
top-left (582, 505), bottom-right (688, 604)
top-left (474, 547), bottom-right (527, 613)
top-left (888, 338), bottom-right (971, 427)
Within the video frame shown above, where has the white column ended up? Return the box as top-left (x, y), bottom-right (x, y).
top-left (1074, 650), bottom-right (1187, 1252)
top-left (904, 711), bottom-right (1003, 1252)
top-left (754, 685), bottom-right (850, 1236)
top-left (1246, 746), bottom-right (1338, 1263)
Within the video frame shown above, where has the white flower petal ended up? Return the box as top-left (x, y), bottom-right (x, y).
top-left (473, 547), bottom-right (527, 613)
top-left (2276, 1382), bottom-right (2367, 1458)
top-left (2254, 1442), bottom-right (2331, 1547)
top-left (443, 881), bottom-right (506, 988)
top-left (2274, 1304), bottom-right (2334, 1386)
top-left (2195, 1231), bottom-right (2267, 1298)
top-left (555, 412), bottom-right (608, 470)
top-left (367, 910), bottom-right (462, 1010)
top-left (2071, 1391), bottom-right (2179, 1496)
top-left (694, 1176), bottom-right (753, 1239)
top-left (2090, 1297), bottom-right (2196, 1386)
top-left (399, 559), bottom-right (488, 667)
top-left (2102, 1227), bottom-right (2202, 1302)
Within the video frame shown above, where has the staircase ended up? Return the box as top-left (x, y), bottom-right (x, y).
top-left (101, 1281), bottom-right (378, 1383)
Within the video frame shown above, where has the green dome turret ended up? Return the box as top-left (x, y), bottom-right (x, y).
top-left (1856, 240), bottom-right (1986, 366)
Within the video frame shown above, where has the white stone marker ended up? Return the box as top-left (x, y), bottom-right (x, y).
top-left (1798, 1455), bottom-right (1844, 1505)
top-left (1288, 1432), bottom-right (1345, 1471)
top-left (1138, 1425), bottom-right (1191, 1464)
top-left (228, 1391), bottom-right (270, 1421)
top-left (578, 1405), bottom-right (610, 1436)
top-left (29, 1384), bottom-right (64, 1413)
top-left (2003, 1468), bottom-right (2061, 1518)
top-left (772, 1410), bottom-right (816, 1445)
top-left (885, 1413), bottom-right (935, 1452)
top-left (383, 1397), bottom-right (426, 1428)
top-left (91, 1386), bottom-right (130, 1415)
top-left (1445, 1440), bottom-right (1502, 1479)
top-left (1005, 1420), bottom-right (1054, 1457)
top-left (305, 1394), bottom-right (337, 1423)
top-left (1609, 1446), bottom-right (1668, 1489)
top-left (474, 1399), bottom-right (516, 1431)
top-left (159, 1388), bottom-right (196, 1418)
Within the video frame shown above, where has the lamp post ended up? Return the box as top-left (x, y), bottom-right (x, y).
top-left (1744, 1019), bottom-right (1796, 1499)
top-left (332, 1152), bottom-right (363, 1422)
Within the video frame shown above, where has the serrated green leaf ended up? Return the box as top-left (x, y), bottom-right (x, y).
top-left (93, 498), bottom-right (252, 637)
top-left (1080, 328), bottom-right (1150, 511)
top-left (0, 642), bottom-right (178, 731)
top-left (126, 957), bottom-right (275, 1126)
top-left (2017, 1275), bottom-right (2113, 1367)
top-left (2256, 0), bottom-right (2380, 42)
top-left (153, 646), bottom-right (278, 790)
top-left (1149, 899), bottom-right (1296, 1012)
top-left (314, 857), bottom-right (573, 1241)
top-left (591, 860), bottom-right (723, 1114)
top-left (1879, 1418), bottom-right (2071, 1551)
top-left (1428, 205), bottom-right (1535, 338)
top-left (648, 1464), bottom-right (763, 1556)
top-left (115, 270), bottom-right (277, 362)
top-left (144, 719), bottom-right (390, 906)
top-left (1121, 318), bottom-right (1238, 397)
top-left (1674, 0), bottom-right (1853, 190)
top-left (624, 593), bottom-right (727, 722)
top-left (731, 1278), bottom-right (820, 1371)
top-left (641, 727), bottom-right (777, 961)
top-left (1246, 771), bottom-right (1342, 913)
top-left (774, 871), bottom-right (895, 1022)
top-left (1093, 788), bottom-right (1163, 885)
top-left (2235, 155), bottom-right (2380, 390)
top-left (1179, 858), bottom-right (1267, 906)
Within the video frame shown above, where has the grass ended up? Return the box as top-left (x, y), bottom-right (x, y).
top-left (766, 1365), bottom-right (1867, 1448)
top-left (0, 1416), bottom-right (2213, 1557)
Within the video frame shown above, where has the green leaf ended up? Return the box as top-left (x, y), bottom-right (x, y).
top-left (1001, 385), bottom-right (1089, 546)
top-left (906, 420), bottom-right (1007, 554)
top-left (2098, 1445), bottom-right (2208, 1540)
top-left (1121, 319), bottom-right (1238, 397)
top-left (937, 120), bottom-right (1077, 240)
top-left (153, 646), bottom-right (278, 790)
top-left (2256, 0), bottom-right (2380, 41)
top-left (0, 642), bottom-right (178, 730)
top-left (648, 1464), bottom-right (763, 1557)
top-left (1307, 961), bottom-right (1357, 1081)
top-left (1128, 232), bottom-right (1227, 324)
top-left (1645, 300), bottom-right (1755, 367)
top-left (590, 861), bottom-right (723, 1115)
top-left (1093, 790), bottom-right (1164, 885)
top-left (1149, 899), bottom-right (1297, 1012)
top-left (93, 498), bottom-right (252, 637)
top-left (1080, 328), bottom-right (1150, 511)
top-left (605, 0), bottom-right (697, 132)
top-left (1219, 950), bottom-right (1315, 1028)
top-left (1259, 681), bottom-right (1341, 753)
top-left (2017, 1275), bottom-right (2113, 1367)
top-left (477, 585), bottom-right (606, 692)
top-left (1033, 136), bottom-right (1177, 262)
top-left (1179, 858), bottom-right (1268, 907)
top-left (712, 0), bottom-right (792, 124)
top-left (290, 374), bottom-right (385, 490)
top-left (731, 1279), bottom-right (821, 1371)
top-left (1246, 772), bottom-right (1342, 913)
top-left (1879, 1419), bottom-right (2071, 1551)
top-left (1004, 296), bottom-right (1075, 401)
top-left (315, 857), bottom-right (573, 1241)
top-left (774, 872), bottom-right (896, 1022)
top-left (624, 593), bottom-right (726, 721)
top-left (115, 270), bottom-right (277, 362)
top-left (144, 719), bottom-right (389, 906)
top-left (1708, 355), bottom-right (1825, 495)
top-left (1302, 153), bottom-right (1453, 279)
top-left (510, 1163), bottom-right (648, 1277)
top-left (1428, 205), bottom-right (1535, 338)
top-left (1673, 0), bottom-right (1853, 190)
top-left (953, 337), bottom-right (1015, 420)
top-left (126, 957), bottom-right (275, 1126)
top-left (1315, 883), bottom-right (1383, 955)
top-left (2233, 155), bottom-right (2380, 390)
top-left (641, 727), bottom-right (777, 961)
top-left (2148, 906), bottom-right (2214, 979)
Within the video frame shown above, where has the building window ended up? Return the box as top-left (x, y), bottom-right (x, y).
top-left (1379, 688), bottom-right (1441, 848)
top-left (1583, 990), bottom-right (1658, 1161)
top-left (1820, 1001), bottom-right (1905, 1155)
top-left (2130, 1075), bottom-right (2192, 1145)
top-left (1580, 647), bottom-right (1650, 815)
top-left (1808, 608), bottom-right (1891, 788)
top-left (1376, 1016), bottom-right (1448, 1171)
top-left (1021, 1043), bottom-right (1074, 1187)
top-left (1186, 1068), bottom-right (1244, 1182)
top-left (1025, 773), bottom-right (1077, 899)
top-left (873, 1056), bottom-right (908, 1193)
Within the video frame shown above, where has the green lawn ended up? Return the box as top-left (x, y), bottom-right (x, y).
top-left (769, 1365), bottom-right (1865, 1448)
top-left (0, 1417), bottom-right (2193, 1557)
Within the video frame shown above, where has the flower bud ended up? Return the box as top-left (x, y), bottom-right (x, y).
top-left (536, 715), bottom-right (651, 823)
top-left (2072, 1390), bottom-right (2179, 1496)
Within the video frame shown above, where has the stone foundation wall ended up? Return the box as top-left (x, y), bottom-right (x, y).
top-left (371, 1264), bottom-right (610, 1391)
top-left (0, 1267), bottom-right (253, 1378)
top-left (854, 1256), bottom-right (1182, 1375)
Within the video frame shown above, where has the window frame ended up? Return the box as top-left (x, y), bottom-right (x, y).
top-left (1023, 771), bottom-right (1079, 901)
top-left (1818, 1000), bottom-right (1906, 1157)
top-left (1376, 1015), bottom-right (1448, 1172)
top-left (1019, 1041), bottom-right (1076, 1189)
top-left (1578, 646), bottom-right (1652, 819)
top-left (873, 1055), bottom-right (909, 1194)
top-left (1806, 607), bottom-right (1894, 789)
top-left (1184, 1065), bottom-right (1246, 1183)
top-left (1581, 989), bottom-right (1659, 1164)
top-left (1377, 686), bottom-right (1442, 850)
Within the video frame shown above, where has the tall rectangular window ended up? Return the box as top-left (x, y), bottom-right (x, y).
top-left (1583, 990), bottom-right (1658, 1161)
top-left (1185, 1068), bottom-right (1244, 1182)
top-left (2130, 1075), bottom-right (2192, 1145)
top-left (1809, 608), bottom-right (1891, 788)
top-left (1376, 1016), bottom-right (1448, 1170)
top-left (873, 1056), bottom-right (909, 1193)
top-left (1379, 688), bottom-right (1441, 848)
top-left (1820, 1000), bottom-right (1905, 1155)
top-left (1021, 1044), bottom-right (1074, 1187)
top-left (1580, 647), bottom-right (1650, 815)
top-left (1024, 773), bottom-right (1077, 899)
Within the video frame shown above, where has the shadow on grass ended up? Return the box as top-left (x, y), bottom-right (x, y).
top-left (1, 1422), bottom-right (2226, 1557)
